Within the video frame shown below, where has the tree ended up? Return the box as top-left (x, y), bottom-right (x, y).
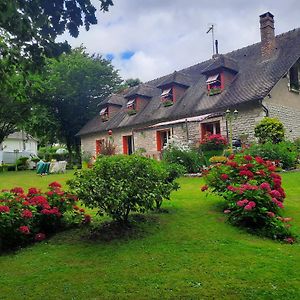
top-left (0, 59), bottom-right (42, 145)
top-left (0, 0), bottom-right (114, 67)
top-left (28, 47), bottom-right (122, 160)
top-left (0, 0), bottom-right (114, 145)
top-left (125, 78), bottom-right (142, 87)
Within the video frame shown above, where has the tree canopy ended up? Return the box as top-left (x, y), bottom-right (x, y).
top-left (26, 47), bottom-right (122, 159)
top-left (0, 0), bottom-right (114, 66)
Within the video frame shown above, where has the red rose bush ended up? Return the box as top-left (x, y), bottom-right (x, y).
top-left (0, 182), bottom-right (91, 250)
top-left (202, 154), bottom-right (295, 243)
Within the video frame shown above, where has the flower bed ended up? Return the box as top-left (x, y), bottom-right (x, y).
top-left (0, 182), bottom-right (91, 250)
top-left (201, 154), bottom-right (295, 243)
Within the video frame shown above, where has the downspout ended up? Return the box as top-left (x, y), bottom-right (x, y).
top-left (260, 99), bottom-right (269, 117)
top-left (185, 118), bottom-right (189, 142)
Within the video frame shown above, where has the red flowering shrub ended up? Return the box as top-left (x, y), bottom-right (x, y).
top-left (202, 154), bottom-right (295, 242)
top-left (0, 182), bottom-right (91, 250)
top-left (200, 134), bottom-right (228, 151)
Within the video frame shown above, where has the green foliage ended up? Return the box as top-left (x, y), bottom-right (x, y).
top-left (0, 182), bottom-right (89, 250)
top-left (162, 146), bottom-right (204, 173)
top-left (203, 154), bottom-right (295, 242)
top-left (254, 117), bottom-right (285, 144)
top-left (246, 141), bottom-right (297, 169)
top-left (26, 47), bottom-right (122, 159)
top-left (68, 155), bottom-right (180, 222)
top-left (0, 0), bottom-right (113, 68)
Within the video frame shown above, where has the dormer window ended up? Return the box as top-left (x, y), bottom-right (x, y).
top-left (161, 87), bottom-right (174, 106)
top-left (206, 74), bottom-right (222, 96)
top-left (100, 107), bottom-right (109, 122)
top-left (126, 99), bottom-right (137, 115)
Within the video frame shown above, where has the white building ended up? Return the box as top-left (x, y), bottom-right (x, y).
top-left (0, 131), bottom-right (38, 164)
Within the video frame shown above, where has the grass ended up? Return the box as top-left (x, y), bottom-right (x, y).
top-left (0, 170), bottom-right (299, 299)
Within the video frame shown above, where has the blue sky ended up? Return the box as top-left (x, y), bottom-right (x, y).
top-left (60, 0), bottom-right (300, 82)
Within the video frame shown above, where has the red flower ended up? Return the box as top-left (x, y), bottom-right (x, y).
top-left (201, 185), bottom-right (208, 192)
top-left (28, 187), bottom-right (40, 195)
top-left (237, 199), bottom-right (249, 207)
top-left (10, 187), bottom-right (24, 194)
top-left (19, 225), bottom-right (30, 234)
top-left (226, 161), bottom-right (238, 168)
top-left (271, 198), bottom-right (284, 208)
top-left (35, 233), bottom-right (46, 241)
top-left (227, 185), bottom-right (237, 192)
top-left (0, 205), bottom-right (10, 213)
top-left (49, 181), bottom-right (62, 189)
top-left (220, 174), bottom-right (229, 181)
top-left (243, 155), bottom-right (252, 161)
top-left (269, 190), bottom-right (281, 199)
top-left (267, 211), bottom-right (275, 218)
top-left (79, 208), bottom-right (85, 213)
top-left (244, 201), bottom-right (256, 211)
top-left (268, 165), bottom-right (276, 172)
top-left (73, 205), bottom-right (79, 210)
top-left (239, 170), bottom-right (254, 178)
top-left (83, 214), bottom-right (92, 224)
top-left (21, 209), bottom-right (33, 218)
top-left (255, 156), bottom-right (265, 164)
top-left (284, 237), bottom-right (295, 244)
top-left (228, 154), bottom-right (235, 160)
top-left (260, 182), bottom-right (271, 191)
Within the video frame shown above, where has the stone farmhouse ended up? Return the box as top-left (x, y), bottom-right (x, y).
top-left (78, 12), bottom-right (300, 158)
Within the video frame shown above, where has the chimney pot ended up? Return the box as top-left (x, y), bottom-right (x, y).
top-left (260, 12), bottom-right (276, 59)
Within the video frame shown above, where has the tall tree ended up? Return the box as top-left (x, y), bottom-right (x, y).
top-left (28, 47), bottom-right (122, 160)
top-left (0, 0), bottom-right (114, 145)
top-left (0, 0), bottom-right (114, 67)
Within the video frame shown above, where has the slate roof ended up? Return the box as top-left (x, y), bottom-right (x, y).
top-left (124, 84), bottom-right (156, 99)
top-left (78, 28), bottom-right (300, 136)
top-left (98, 94), bottom-right (125, 108)
top-left (201, 55), bottom-right (239, 74)
top-left (157, 71), bottom-right (193, 88)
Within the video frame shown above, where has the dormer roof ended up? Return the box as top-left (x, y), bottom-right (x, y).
top-left (124, 84), bottom-right (156, 99)
top-left (157, 71), bottom-right (192, 88)
top-left (98, 94), bottom-right (125, 108)
top-left (201, 55), bottom-right (239, 75)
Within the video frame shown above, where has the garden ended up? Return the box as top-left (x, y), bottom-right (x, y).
top-left (0, 117), bottom-right (300, 299)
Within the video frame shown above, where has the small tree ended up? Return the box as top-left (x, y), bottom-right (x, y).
top-left (68, 155), bottom-right (180, 223)
top-left (254, 117), bottom-right (285, 144)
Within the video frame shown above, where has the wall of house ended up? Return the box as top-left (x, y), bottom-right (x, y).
top-left (81, 104), bottom-right (265, 158)
top-left (2, 138), bottom-right (37, 154)
top-left (263, 76), bottom-right (300, 140)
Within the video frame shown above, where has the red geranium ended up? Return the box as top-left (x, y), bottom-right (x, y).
top-left (19, 225), bottom-right (30, 235)
top-left (21, 209), bottom-right (33, 219)
top-left (10, 187), bottom-right (24, 194)
top-left (49, 182), bottom-right (62, 189)
top-left (0, 205), bottom-right (10, 213)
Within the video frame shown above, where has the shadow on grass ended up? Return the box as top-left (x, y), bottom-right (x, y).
top-left (86, 213), bottom-right (161, 243)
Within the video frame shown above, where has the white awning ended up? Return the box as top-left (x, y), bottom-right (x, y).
top-left (126, 99), bottom-right (135, 108)
top-left (99, 107), bottom-right (108, 115)
top-left (206, 74), bottom-right (220, 84)
top-left (161, 88), bottom-right (172, 97)
top-left (151, 113), bottom-right (214, 128)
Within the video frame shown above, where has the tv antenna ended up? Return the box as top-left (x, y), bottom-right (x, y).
top-left (206, 23), bottom-right (216, 56)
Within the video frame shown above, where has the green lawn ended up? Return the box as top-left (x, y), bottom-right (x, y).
top-left (0, 171), bottom-right (299, 299)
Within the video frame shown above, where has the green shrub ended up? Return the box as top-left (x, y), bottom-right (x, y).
top-left (254, 117), bottom-right (285, 144)
top-left (202, 154), bottom-right (295, 242)
top-left (68, 155), bottom-right (180, 223)
top-left (246, 141), bottom-right (297, 169)
top-left (162, 146), bottom-right (204, 173)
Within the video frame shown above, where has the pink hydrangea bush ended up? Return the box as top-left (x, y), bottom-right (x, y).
top-left (200, 134), bottom-right (228, 151)
top-left (202, 154), bottom-right (295, 243)
top-left (0, 182), bottom-right (91, 250)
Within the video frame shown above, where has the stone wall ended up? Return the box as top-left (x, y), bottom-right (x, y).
top-left (263, 76), bottom-right (300, 140)
top-left (81, 104), bottom-right (264, 157)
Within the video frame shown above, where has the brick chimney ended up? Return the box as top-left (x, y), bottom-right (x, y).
top-left (260, 12), bottom-right (276, 59)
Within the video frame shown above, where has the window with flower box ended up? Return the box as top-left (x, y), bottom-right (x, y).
top-left (100, 107), bottom-right (109, 122)
top-left (201, 121), bottom-right (221, 139)
top-left (206, 74), bottom-right (223, 96)
top-left (126, 99), bottom-right (137, 115)
top-left (160, 87), bottom-right (174, 107)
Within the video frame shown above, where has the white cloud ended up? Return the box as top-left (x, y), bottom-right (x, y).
top-left (58, 0), bottom-right (300, 81)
